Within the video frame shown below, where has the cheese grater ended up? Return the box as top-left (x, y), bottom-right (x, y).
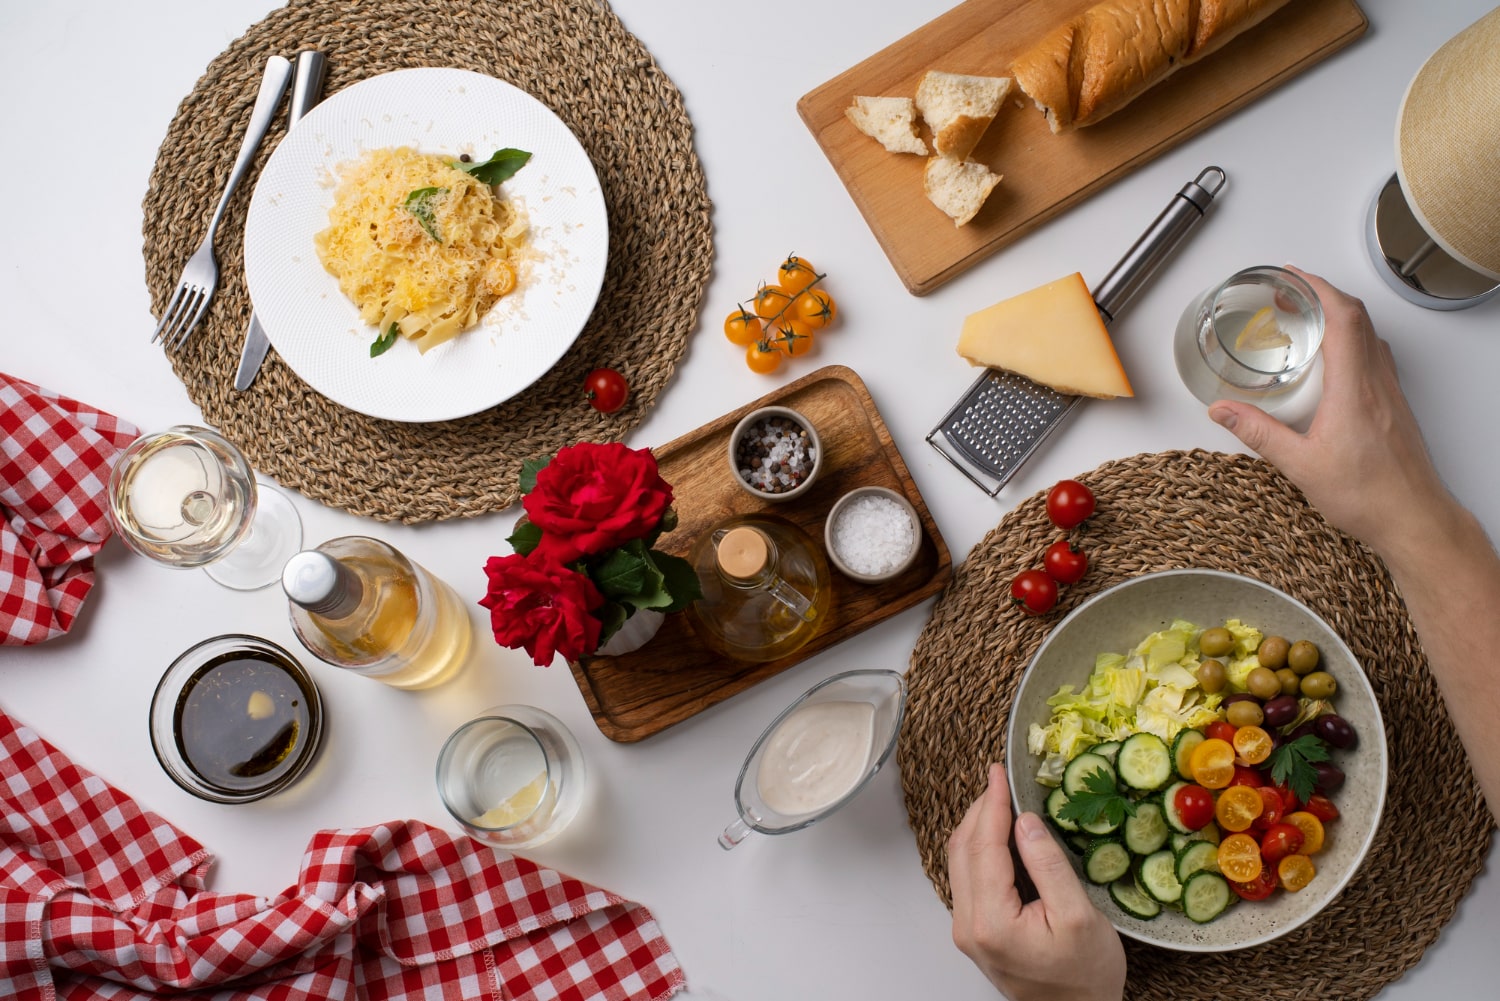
top-left (928, 166), bottom-right (1227, 495)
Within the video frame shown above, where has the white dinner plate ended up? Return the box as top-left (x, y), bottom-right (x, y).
top-left (243, 68), bottom-right (608, 423)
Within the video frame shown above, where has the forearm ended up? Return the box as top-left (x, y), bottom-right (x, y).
top-left (1372, 500), bottom-right (1500, 825)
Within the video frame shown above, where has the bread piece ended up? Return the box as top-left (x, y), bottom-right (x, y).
top-left (1010, 0), bottom-right (1292, 133)
top-left (924, 157), bottom-right (1002, 227)
top-left (845, 95), bottom-right (928, 155)
top-left (914, 71), bottom-right (1014, 160)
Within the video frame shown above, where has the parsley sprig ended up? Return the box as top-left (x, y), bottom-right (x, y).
top-left (1268, 734), bottom-right (1331, 802)
top-left (1057, 767), bottom-right (1137, 829)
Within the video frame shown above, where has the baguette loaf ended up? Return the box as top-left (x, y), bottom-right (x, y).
top-left (1010, 0), bottom-right (1292, 133)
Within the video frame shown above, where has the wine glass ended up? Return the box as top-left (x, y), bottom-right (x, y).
top-left (107, 425), bottom-right (303, 590)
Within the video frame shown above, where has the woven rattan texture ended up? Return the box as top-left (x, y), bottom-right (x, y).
top-left (901, 449), bottom-right (1491, 1000)
top-left (141, 0), bottom-right (712, 523)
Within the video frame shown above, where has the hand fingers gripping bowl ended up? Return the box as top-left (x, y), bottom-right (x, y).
top-left (1003, 569), bottom-right (1388, 951)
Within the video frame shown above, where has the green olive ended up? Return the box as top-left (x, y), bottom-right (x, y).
top-left (1257, 635), bottom-right (1290, 670)
top-left (1200, 627), bottom-right (1234, 658)
top-left (1225, 699), bottom-right (1265, 728)
top-left (1300, 670), bottom-right (1338, 699)
top-left (1276, 668), bottom-right (1302, 697)
top-left (1196, 659), bottom-right (1227, 694)
top-left (1288, 640), bottom-right (1321, 675)
top-left (1246, 666), bottom-right (1281, 700)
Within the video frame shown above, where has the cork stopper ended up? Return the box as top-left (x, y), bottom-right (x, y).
top-left (717, 526), bottom-right (769, 579)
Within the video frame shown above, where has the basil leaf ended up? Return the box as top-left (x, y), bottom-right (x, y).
top-left (452, 148), bottom-right (532, 186)
top-left (403, 186), bottom-right (446, 242)
top-left (370, 322), bottom-right (400, 358)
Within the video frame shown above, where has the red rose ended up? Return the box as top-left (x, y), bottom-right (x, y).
top-left (479, 553), bottom-right (604, 666)
top-left (523, 442), bottom-right (673, 564)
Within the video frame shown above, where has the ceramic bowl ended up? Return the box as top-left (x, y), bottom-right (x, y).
top-left (727, 406), bottom-right (821, 502)
top-left (824, 486), bottom-right (921, 583)
top-left (1004, 569), bottom-right (1388, 952)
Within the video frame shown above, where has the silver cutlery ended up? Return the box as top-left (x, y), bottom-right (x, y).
top-left (235, 50), bottom-right (328, 391)
top-left (152, 55), bottom-right (293, 351)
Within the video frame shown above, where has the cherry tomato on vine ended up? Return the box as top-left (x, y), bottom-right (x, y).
top-left (770, 322), bottom-right (815, 357)
top-left (777, 254), bottom-right (821, 293)
top-left (794, 289), bottom-right (838, 329)
top-left (752, 283), bottom-right (795, 320)
top-left (745, 340), bottom-right (783, 374)
top-left (1045, 479), bottom-right (1096, 529)
top-left (584, 368), bottom-right (629, 413)
top-left (1173, 783), bottom-right (1215, 831)
top-left (1043, 539), bottom-right (1088, 584)
top-left (724, 306), bottom-right (762, 346)
top-left (1009, 569), bottom-right (1058, 616)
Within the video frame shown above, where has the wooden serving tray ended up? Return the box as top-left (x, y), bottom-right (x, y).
top-left (797, 0), bottom-right (1368, 295)
top-left (567, 365), bottom-right (952, 742)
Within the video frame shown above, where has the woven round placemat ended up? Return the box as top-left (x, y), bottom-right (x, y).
top-left (901, 449), bottom-right (1492, 999)
top-left (142, 0), bottom-right (711, 523)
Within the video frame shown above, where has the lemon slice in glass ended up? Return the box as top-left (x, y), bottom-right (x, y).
top-left (470, 771), bottom-right (548, 828)
top-left (1234, 306), bottom-right (1293, 352)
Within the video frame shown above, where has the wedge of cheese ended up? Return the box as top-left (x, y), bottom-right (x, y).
top-left (956, 272), bottom-right (1133, 399)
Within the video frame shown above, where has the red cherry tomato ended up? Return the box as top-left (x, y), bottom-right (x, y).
top-left (1173, 783), bottom-right (1215, 831)
top-left (1045, 479), bottom-right (1096, 529)
top-left (1043, 539), bottom-right (1089, 584)
top-left (1227, 765), bottom-right (1264, 789)
top-left (1249, 786), bottom-right (1285, 834)
top-left (1009, 569), bottom-right (1059, 616)
top-left (1205, 721), bottom-right (1238, 744)
top-left (1271, 782), bottom-right (1303, 814)
top-left (1229, 867), bottom-right (1279, 901)
top-left (1303, 793), bottom-right (1341, 823)
top-left (1260, 823), bottom-right (1307, 863)
top-left (584, 368), bottom-right (629, 413)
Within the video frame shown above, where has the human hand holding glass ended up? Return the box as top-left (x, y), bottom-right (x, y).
top-left (107, 424), bottom-right (302, 590)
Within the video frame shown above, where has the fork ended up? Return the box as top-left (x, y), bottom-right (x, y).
top-left (152, 55), bottom-right (293, 351)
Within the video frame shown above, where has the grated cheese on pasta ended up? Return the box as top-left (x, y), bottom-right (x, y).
top-left (314, 147), bottom-right (528, 352)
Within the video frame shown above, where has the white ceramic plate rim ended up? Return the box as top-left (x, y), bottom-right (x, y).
top-left (243, 67), bottom-right (608, 423)
top-left (1003, 568), bottom-right (1389, 952)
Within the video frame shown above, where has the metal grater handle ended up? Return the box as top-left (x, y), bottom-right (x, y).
top-left (1094, 166), bottom-right (1226, 324)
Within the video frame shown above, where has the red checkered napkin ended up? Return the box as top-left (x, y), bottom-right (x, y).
top-left (0, 709), bottom-right (686, 1001)
top-left (1, 373), bottom-right (139, 646)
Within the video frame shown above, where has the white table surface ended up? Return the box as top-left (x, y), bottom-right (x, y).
top-left (3, 1), bottom-right (1497, 998)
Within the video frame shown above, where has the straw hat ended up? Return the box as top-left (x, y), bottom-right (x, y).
top-left (1395, 7), bottom-right (1500, 281)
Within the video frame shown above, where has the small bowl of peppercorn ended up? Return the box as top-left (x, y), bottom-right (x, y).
top-left (728, 406), bottom-right (821, 502)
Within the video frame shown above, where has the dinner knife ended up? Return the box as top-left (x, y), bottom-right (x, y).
top-left (234, 50), bottom-right (328, 392)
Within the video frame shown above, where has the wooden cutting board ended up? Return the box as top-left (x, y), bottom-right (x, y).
top-left (566, 365), bottom-right (952, 743)
top-left (798, 0), bottom-right (1368, 295)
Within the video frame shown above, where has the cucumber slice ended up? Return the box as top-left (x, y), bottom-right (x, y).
top-left (1063, 752), bottom-right (1116, 797)
top-left (1109, 877), bottom-right (1161, 920)
top-left (1181, 871), bottom-right (1233, 924)
top-left (1079, 812), bottom-right (1122, 836)
top-left (1175, 840), bottom-right (1221, 883)
top-left (1045, 787), bottom-right (1080, 833)
top-left (1117, 733), bottom-right (1173, 792)
top-left (1092, 740), bottom-right (1122, 764)
top-left (1136, 848), bottom-right (1184, 904)
top-left (1123, 800), bottom-right (1170, 855)
top-left (1172, 728), bottom-right (1206, 780)
top-left (1084, 839), bottom-right (1131, 884)
top-left (1171, 825), bottom-right (1222, 852)
top-left (1066, 834), bottom-right (1093, 855)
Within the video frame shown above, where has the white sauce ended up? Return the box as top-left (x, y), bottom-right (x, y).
top-left (756, 700), bottom-right (875, 816)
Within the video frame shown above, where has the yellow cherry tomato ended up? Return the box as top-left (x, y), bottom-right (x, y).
top-left (1214, 784), bottom-right (1265, 832)
top-left (794, 289), bottom-right (837, 329)
top-left (770, 322), bottom-right (815, 357)
top-left (724, 306), bottom-right (762, 346)
top-left (1277, 853), bottom-right (1317, 892)
top-left (1189, 737), bottom-right (1236, 789)
top-left (752, 283), bottom-right (795, 320)
top-left (1283, 811), bottom-right (1326, 854)
top-left (1231, 725), bottom-right (1274, 765)
top-left (1217, 833), bottom-right (1263, 883)
top-left (745, 339), bottom-right (783, 374)
top-left (777, 254), bottom-right (821, 293)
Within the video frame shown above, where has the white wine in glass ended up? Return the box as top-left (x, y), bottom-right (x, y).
top-left (108, 425), bottom-right (302, 590)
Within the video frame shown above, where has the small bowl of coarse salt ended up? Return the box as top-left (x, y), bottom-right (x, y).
top-left (824, 486), bottom-right (921, 583)
top-left (728, 406), bottom-right (822, 502)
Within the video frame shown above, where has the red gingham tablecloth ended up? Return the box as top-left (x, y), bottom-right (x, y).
top-left (1, 373), bottom-right (139, 646)
top-left (0, 709), bottom-right (686, 1001)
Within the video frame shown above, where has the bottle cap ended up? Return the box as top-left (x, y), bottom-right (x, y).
top-left (282, 550), bottom-right (362, 617)
top-left (717, 526), bottom-right (769, 578)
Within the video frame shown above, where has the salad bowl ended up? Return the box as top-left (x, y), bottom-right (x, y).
top-left (1003, 569), bottom-right (1388, 952)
